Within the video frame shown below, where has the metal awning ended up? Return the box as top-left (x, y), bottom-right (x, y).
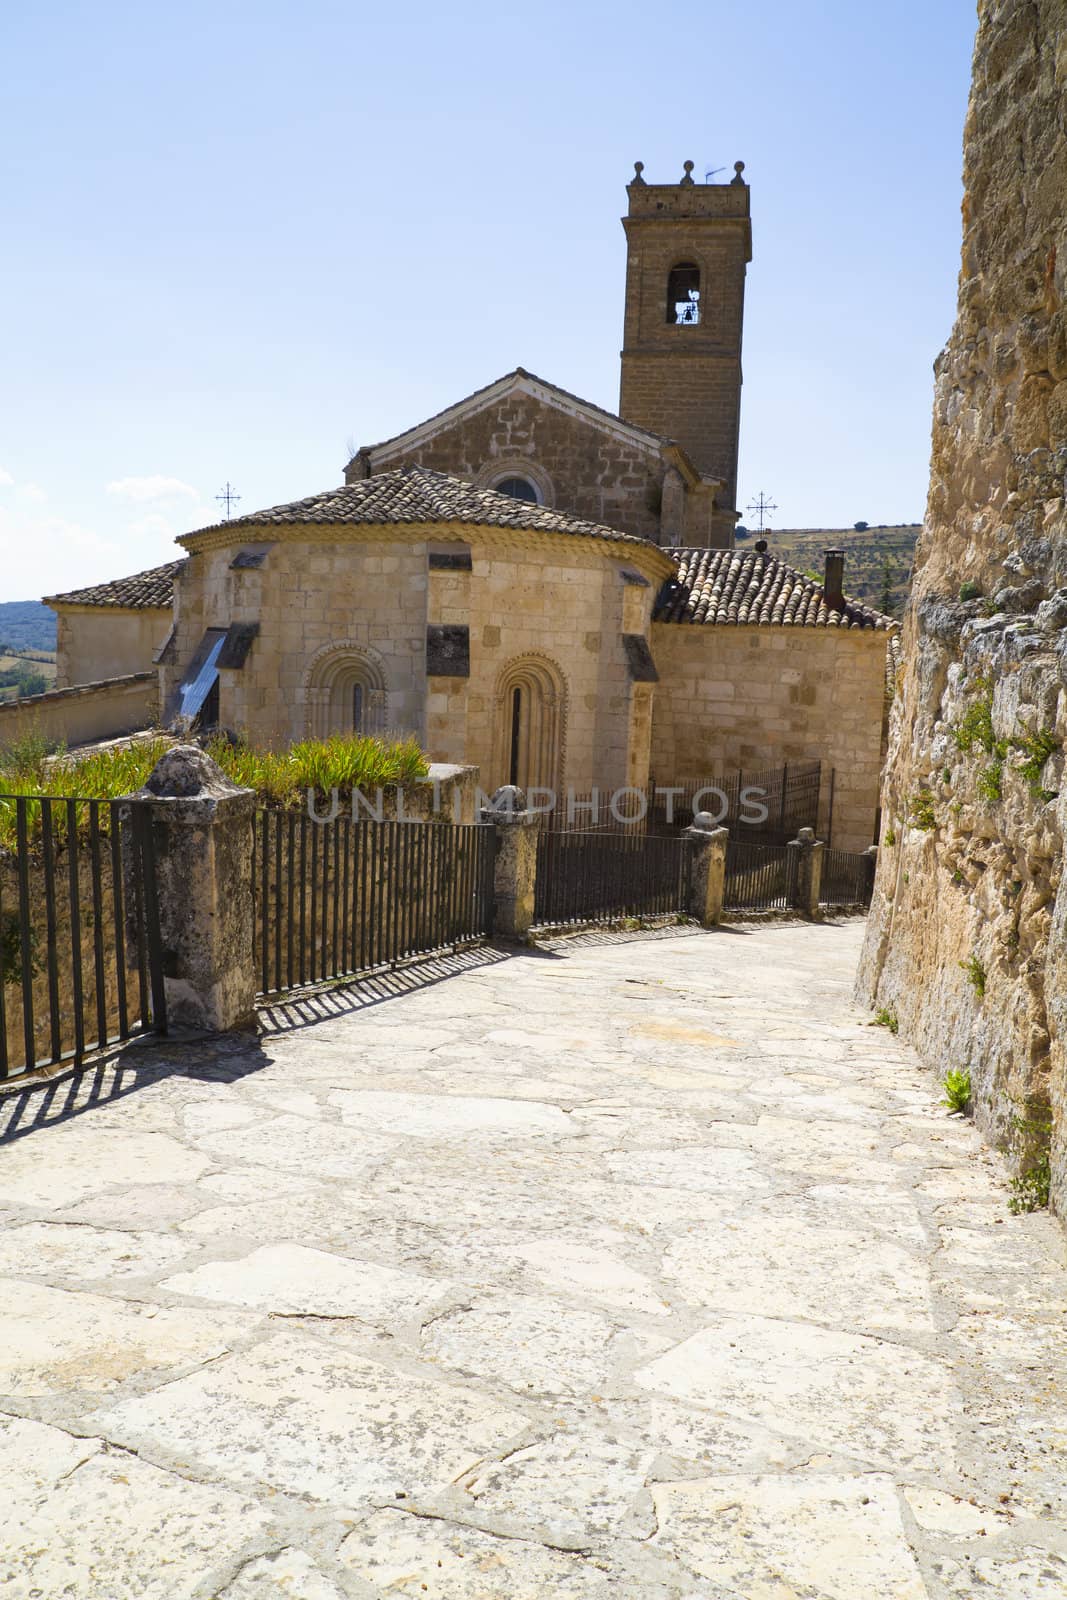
top-left (176, 628), bottom-right (227, 720)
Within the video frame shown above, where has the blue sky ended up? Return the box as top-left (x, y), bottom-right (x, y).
top-left (0, 1), bottom-right (976, 600)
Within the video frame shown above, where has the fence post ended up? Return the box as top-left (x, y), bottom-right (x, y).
top-left (480, 785), bottom-right (540, 941)
top-left (787, 826), bottom-right (824, 920)
top-left (123, 744), bottom-right (257, 1031)
top-left (684, 813), bottom-right (729, 927)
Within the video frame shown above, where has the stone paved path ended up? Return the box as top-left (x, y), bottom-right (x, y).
top-left (1, 919), bottom-right (1066, 1598)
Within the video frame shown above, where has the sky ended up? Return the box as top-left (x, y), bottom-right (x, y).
top-left (0, 0), bottom-right (977, 602)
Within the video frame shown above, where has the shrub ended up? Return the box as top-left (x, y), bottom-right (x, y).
top-left (0, 732), bottom-right (431, 850)
top-left (1008, 1106), bottom-right (1053, 1214)
top-left (960, 953), bottom-right (986, 998)
top-left (1014, 727), bottom-right (1059, 799)
top-left (908, 790), bottom-right (937, 830)
top-left (884, 825), bottom-right (897, 846)
top-left (959, 580), bottom-right (983, 602)
top-left (872, 1007), bottom-right (899, 1035)
top-left (941, 1069), bottom-right (972, 1114)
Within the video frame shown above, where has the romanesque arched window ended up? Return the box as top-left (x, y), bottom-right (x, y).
top-left (667, 262), bottom-right (701, 325)
top-left (493, 655), bottom-right (566, 794)
top-left (306, 646), bottom-right (388, 738)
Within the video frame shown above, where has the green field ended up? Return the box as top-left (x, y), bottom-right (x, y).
top-left (736, 524), bottom-right (920, 619)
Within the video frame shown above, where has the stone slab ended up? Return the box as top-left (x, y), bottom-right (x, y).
top-left (0, 1278), bottom-right (249, 1397)
top-left (635, 1315), bottom-right (959, 1474)
top-left (650, 1474), bottom-right (928, 1599)
top-left (90, 1330), bottom-right (531, 1503)
top-left (162, 1242), bottom-right (452, 1322)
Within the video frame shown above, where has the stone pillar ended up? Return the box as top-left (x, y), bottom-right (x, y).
top-left (684, 813), bottom-right (729, 926)
top-left (787, 826), bottom-right (824, 920)
top-left (124, 744), bottom-right (256, 1032)
top-left (480, 784), bottom-right (540, 941)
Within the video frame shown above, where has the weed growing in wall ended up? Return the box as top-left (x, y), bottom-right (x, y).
top-left (1014, 728), bottom-right (1059, 800)
top-left (960, 953), bottom-right (987, 998)
top-left (941, 1069), bottom-right (972, 1113)
top-left (1008, 1105), bottom-right (1053, 1214)
top-left (872, 1007), bottom-right (899, 1034)
top-left (908, 790), bottom-right (937, 830)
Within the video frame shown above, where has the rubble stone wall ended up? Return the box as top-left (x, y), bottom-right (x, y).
top-left (858, 0), bottom-right (1067, 1214)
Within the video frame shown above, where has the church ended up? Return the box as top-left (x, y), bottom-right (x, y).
top-left (45, 162), bottom-right (895, 850)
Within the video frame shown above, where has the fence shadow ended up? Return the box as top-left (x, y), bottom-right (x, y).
top-left (256, 942), bottom-right (514, 1035)
top-left (0, 943), bottom-right (515, 1146)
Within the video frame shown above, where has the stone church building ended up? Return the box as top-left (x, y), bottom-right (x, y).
top-left (44, 162), bottom-right (895, 849)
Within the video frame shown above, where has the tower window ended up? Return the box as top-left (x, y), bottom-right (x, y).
top-left (494, 475), bottom-right (540, 503)
top-left (667, 263), bottom-right (701, 325)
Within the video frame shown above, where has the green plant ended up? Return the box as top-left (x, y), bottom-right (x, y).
top-left (908, 789), bottom-right (937, 830)
top-left (942, 767), bottom-right (952, 786)
top-left (960, 953), bottom-right (987, 998)
top-left (1008, 1106), bottom-right (1053, 1213)
top-left (872, 1007), bottom-right (899, 1035)
top-left (977, 758), bottom-right (1004, 803)
top-left (0, 732), bottom-right (432, 851)
top-left (884, 825), bottom-right (897, 847)
top-left (979, 596), bottom-right (1000, 617)
top-left (1014, 727), bottom-right (1059, 799)
top-left (959, 580), bottom-right (983, 602)
top-left (953, 678), bottom-right (999, 756)
top-left (941, 1069), bottom-right (972, 1113)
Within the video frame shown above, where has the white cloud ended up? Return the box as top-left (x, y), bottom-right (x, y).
top-left (106, 475), bottom-right (200, 504)
top-left (18, 482), bottom-right (47, 504)
top-left (128, 511), bottom-right (178, 538)
top-left (0, 503), bottom-right (124, 599)
top-left (0, 467), bottom-right (13, 487)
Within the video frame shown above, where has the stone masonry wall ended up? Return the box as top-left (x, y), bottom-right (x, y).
top-left (858, 0), bottom-right (1067, 1215)
top-left (649, 624), bottom-right (888, 852)
top-left (365, 392), bottom-right (666, 544)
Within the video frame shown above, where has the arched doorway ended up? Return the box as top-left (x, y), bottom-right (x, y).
top-left (305, 646), bottom-right (388, 738)
top-left (493, 656), bottom-right (565, 794)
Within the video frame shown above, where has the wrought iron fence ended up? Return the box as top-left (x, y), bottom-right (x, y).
top-left (723, 838), bottom-right (798, 912)
top-left (648, 761), bottom-right (823, 842)
top-left (545, 761), bottom-right (824, 842)
top-left (820, 846), bottom-right (875, 909)
top-left (0, 795), bottom-right (166, 1080)
top-left (253, 813), bottom-right (496, 996)
top-left (534, 827), bottom-right (692, 927)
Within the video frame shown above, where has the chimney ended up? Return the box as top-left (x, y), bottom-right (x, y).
top-left (823, 548), bottom-right (845, 612)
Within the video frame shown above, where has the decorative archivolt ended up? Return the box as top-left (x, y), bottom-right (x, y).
top-left (303, 640), bottom-right (389, 738)
top-left (474, 458), bottom-right (556, 508)
top-left (491, 652), bottom-right (567, 795)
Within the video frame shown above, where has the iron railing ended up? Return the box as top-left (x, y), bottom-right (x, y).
top-left (820, 846), bottom-right (875, 909)
top-left (253, 813), bottom-right (496, 996)
top-left (0, 795), bottom-right (166, 1079)
top-left (545, 761), bottom-right (824, 842)
top-left (534, 827), bottom-right (692, 927)
top-left (723, 838), bottom-right (798, 912)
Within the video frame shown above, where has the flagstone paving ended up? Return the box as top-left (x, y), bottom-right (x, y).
top-left (1, 919), bottom-right (1066, 1598)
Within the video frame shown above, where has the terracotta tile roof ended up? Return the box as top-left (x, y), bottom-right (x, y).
top-left (46, 559), bottom-right (186, 611)
top-left (186, 466), bottom-right (658, 549)
top-left (654, 547), bottom-right (896, 630)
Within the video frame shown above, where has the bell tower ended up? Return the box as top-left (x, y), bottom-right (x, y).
top-left (619, 159), bottom-right (752, 535)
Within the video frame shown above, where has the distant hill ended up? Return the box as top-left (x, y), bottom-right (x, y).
top-left (0, 599), bottom-right (57, 654)
top-left (735, 524), bottom-right (921, 619)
